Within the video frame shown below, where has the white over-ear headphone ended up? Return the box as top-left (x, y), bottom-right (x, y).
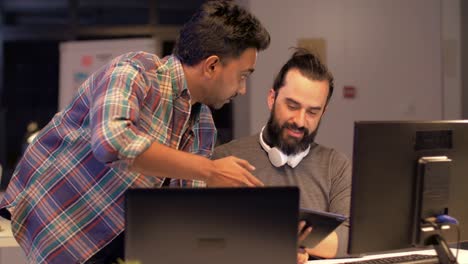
top-left (259, 126), bottom-right (310, 168)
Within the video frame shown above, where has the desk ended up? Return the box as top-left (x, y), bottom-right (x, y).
top-left (309, 249), bottom-right (468, 264)
top-left (1, 216), bottom-right (467, 264)
top-left (0, 214), bottom-right (26, 264)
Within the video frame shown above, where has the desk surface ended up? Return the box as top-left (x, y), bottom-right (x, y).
top-left (1, 215), bottom-right (468, 263)
top-left (0, 217), bottom-right (19, 248)
top-left (0, 193), bottom-right (17, 246)
top-left (0, 194), bottom-right (466, 262)
top-left (309, 249), bottom-right (468, 264)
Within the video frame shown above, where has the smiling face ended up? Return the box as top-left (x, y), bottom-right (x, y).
top-left (205, 48), bottom-right (257, 109)
top-left (265, 68), bottom-right (330, 155)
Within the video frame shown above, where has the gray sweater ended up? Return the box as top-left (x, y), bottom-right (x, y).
top-left (213, 133), bottom-right (351, 257)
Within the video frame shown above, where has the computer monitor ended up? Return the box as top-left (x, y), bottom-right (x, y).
top-left (348, 121), bottom-right (468, 261)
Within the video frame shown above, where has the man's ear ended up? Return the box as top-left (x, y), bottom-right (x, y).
top-left (202, 55), bottom-right (221, 78)
top-left (322, 103), bottom-right (329, 115)
top-left (267, 89), bottom-right (276, 111)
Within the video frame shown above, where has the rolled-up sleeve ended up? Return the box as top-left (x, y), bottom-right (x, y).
top-left (89, 60), bottom-right (156, 169)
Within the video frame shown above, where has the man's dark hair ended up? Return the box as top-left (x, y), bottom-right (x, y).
top-left (272, 48), bottom-right (334, 104)
top-left (173, 0), bottom-right (270, 66)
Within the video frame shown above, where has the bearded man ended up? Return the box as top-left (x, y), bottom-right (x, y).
top-left (213, 48), bottom-right (351, 262)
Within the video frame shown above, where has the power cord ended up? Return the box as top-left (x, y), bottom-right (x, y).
top-left (424, 215), bottom-right (460, 262)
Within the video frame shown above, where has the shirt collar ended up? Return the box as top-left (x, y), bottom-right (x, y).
top-left (166, 55), bottom-right (192, 102)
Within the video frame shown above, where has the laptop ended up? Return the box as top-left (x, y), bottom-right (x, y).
top-left (125, 187), bottom-right (299, 264)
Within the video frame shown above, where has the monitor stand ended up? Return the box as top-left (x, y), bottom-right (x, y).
top-left (426, 233), bottom-right (458, 264)
top-left (415, 156), bottom-right (458, 264)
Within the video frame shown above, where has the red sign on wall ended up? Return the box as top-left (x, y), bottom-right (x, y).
top-left (343, 86), bottom-right (357, 99)
top-left (81, 55), bottom-right (93, 67)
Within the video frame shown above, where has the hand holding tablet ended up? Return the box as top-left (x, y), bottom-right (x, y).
top-left (298, 208), bottom-right (347, 248)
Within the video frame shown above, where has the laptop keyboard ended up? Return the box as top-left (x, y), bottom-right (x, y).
top-left (342, 254), bottom-right (439, 264)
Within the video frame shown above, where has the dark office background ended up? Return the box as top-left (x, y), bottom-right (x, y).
top-left (0, 0), bottom-right (234, 189)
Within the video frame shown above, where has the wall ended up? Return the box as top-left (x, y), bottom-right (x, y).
top-left (442, 0), bottom-right (461, 119)
top-left (236, 0), bottom-right (460, 158)
top-left (463, 0), bottom-right (468, 118)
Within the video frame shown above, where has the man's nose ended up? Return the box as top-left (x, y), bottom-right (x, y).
top-left (293, 110), bottom-right (306, 127)
top-left (238, 84), bottom-right (247, 95)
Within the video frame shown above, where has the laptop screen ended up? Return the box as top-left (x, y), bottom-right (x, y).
top-left (125, 187), bottom-right (299, 264)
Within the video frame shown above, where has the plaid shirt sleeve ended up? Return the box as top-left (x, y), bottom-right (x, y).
top-left (89, 59), bottom-right (155, 170)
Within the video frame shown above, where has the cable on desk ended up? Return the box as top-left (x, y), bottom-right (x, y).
top-left (423, 215), bottom-right (461, 262)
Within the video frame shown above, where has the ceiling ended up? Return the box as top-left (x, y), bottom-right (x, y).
top-left (1, 0), bottom-right (206, 26)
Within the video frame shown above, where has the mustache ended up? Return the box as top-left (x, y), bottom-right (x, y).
top-left (283, 122), bottom-right (308, 135)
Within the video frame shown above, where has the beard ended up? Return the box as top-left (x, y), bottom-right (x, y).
top-left (264, 105), bottom-right (318, 155)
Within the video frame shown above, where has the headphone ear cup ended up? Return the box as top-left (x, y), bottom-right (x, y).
top-left (258, 127), bottom-right (288, 167)
top-left (268, 147), bottom-right (288, 167)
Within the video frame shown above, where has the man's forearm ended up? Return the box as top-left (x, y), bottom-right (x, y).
top-left (306, 231), bottom-right (338, 259)
top-left (131, 141), bottom-right (213, 182)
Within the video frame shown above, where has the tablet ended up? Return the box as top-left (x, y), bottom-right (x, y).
top-left (298, 208), bottom-right (347, 248)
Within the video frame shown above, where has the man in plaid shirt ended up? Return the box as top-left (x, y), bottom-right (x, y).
top-left (0, 1), bottom-right (269, 263)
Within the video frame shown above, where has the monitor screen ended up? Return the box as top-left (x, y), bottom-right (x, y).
top-left (348, 121), bottom-right (468, 257)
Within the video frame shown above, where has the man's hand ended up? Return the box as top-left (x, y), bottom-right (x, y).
top-left (207, 156), bottom-right (264, 187)
top-left (297, 220), bottom-right (339, 259)
top-left (298, 220), bottom-right (312, 245)
top-left (297, 247), bottom-right (309, 264)
top-left (297, 221), bottom-right (312, 264)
